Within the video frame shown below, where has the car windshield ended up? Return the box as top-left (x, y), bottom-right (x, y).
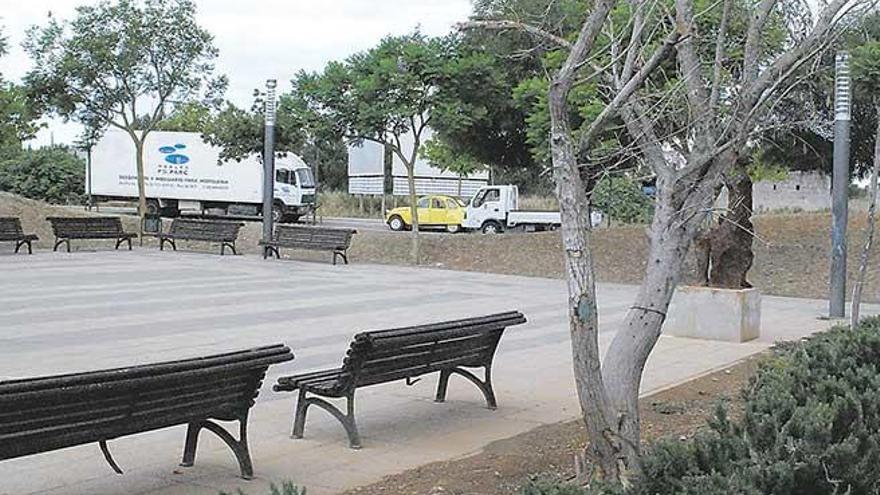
top-left (295, 168), bottom-right (316, 188)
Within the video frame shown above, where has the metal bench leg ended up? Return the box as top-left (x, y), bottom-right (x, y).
top-left (435, 366), bottom-right (498, 410)
top-left (14, 240), bottom-right (31, 254)
top-left (333, 250), bottom-right (349, 265)
top-left (53, 238), bottom-right (69, 252)
top-left (292, 390), bottom-right (362, 449)
top-left (181, 418), bottom-right (255, 480)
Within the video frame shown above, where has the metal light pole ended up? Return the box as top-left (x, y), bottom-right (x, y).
top-left (262, 79), bottom-right (278, 245)
top-left (830, 52), bottom-right (852, 318)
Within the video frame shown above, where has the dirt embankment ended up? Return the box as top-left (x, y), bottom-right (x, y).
top-left (3, 193), bottom-right (878, 302)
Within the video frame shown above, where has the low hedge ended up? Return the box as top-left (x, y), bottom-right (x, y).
top-left (527, 317), bottom-right (880, 495)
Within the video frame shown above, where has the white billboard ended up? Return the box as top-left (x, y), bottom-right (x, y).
top-left (346, 128), bottom-right (489, 197)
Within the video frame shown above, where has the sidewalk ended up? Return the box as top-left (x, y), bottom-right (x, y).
top-left (0, 251), bottom-right (868, 495)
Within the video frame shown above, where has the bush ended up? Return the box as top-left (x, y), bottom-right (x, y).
top-left (0, 146), bottom-right (85, 204)
top-left (526, 318), bottom-right (880, 495)
top-left (591, 176), bottom-right (653, 224)
top-left (219, 481), bottom-right (305, 495)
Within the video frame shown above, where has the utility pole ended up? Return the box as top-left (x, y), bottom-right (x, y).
top-left (262, 79), bottom-right (278, 245)
top-left (830, 52), bottom-right (852, 318)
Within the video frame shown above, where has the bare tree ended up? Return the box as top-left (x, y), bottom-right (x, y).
top-left (852, 103), bottom-right (880, 327)
top-left (463, 0), bottom-right (858, 482)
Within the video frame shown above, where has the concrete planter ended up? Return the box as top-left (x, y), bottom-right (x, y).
top-left (665, 286), bottom-right (761, 342)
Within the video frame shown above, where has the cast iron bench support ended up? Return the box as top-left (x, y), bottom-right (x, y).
top-left (181, 416), bottom-right (254, 479)
top-left (260, 225), bottom-right (356, 265)
top-left (46, 216), bottom-right (135, 252)
top-left (159, 218), bottom-right (244, 255)
top-left (0, 217), bottom-right (38, 254)
top-left (0, 344), bottom-right (293, 480)
top-left (274, 311), bottom-right (526, 448)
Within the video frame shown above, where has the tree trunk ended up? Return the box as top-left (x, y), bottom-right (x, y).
top-left (600, 181), bottom-right (697, 477)
top-left (548, 78), bottom-right (623, 482)
top-left (134, 138), bottom-right (147, 244)
top-left (405, 163), bottom-right (421, 264)
top-left (852, 103), bottom-right (880, 328)
top-left (705, 162), bottom-right (754, 289)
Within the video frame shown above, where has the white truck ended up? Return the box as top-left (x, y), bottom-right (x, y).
top-left (89, 130), bottom-right (316, 222)
top-left (461, 185), bottom-right (602, 233)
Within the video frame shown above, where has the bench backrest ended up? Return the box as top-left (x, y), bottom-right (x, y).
top-left (169, 219), bottom-right (243, 242)
top-left (273, 225), bottom-right (356, 250)
top-left (340, 311), bottom-right (526, 389)
top-left (0, 344), bottom-right (292, 461)
top-left (46, 216), bottom-right (126, 239)
top-left (0, 217), bottom-right (24, 241)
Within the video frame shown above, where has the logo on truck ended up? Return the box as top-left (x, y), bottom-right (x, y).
top-left (159, 143), bottom-right (189, 164)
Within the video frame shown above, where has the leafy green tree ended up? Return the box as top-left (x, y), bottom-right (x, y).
top-left (0, 146), bottom-right (85, 204)
top-left (24, 0), bottom-right (226, 236)
top-left (293, 32), bottom-right (497, 262)
top-left (0, 27), bottom-right (41, 156)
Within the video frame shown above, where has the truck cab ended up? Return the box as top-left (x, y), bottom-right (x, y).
top-left (461, 185), bottom-right (519, 233)
top-left (272, 157), bottom-right (316, 222)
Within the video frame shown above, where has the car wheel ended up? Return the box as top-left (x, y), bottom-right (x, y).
top-left (446, 224), bottom-right (461, 234)
top-left (388, 216), bottom-right (406, 231)
top-left (481, 221), bottom-right (502, 234)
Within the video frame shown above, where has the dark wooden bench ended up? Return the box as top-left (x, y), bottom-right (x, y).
top-left (0, 344), bottom-right (293, 480)
top-left (260, 225), bottom-right (357, 265)
top-left (273, 311), bottom-right (526, 448)
top-left (159, 218), bottom-right (244, 255)
top-left (47, 216), bottom-right (136, 252)
top-left (0, 217), bottom-right (38, 254)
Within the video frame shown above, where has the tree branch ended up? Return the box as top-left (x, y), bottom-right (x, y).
top-left (457, 20), bottom-right (573, 49)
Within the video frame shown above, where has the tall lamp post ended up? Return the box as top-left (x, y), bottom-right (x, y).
top-left (830, 52), bottom-right (852, 318)
top-left (262, 79), bottom-right (278, 245)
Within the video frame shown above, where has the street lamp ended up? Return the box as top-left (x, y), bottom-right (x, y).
top-left (830, 52), bottom-right (851, 318)
top-left (262, 79), bottom-right (278, 245)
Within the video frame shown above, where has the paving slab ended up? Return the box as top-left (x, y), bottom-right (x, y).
top-left (0, 250), bottom-right (873, 495)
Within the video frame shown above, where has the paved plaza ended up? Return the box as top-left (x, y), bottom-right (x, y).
top-left (0, 249), bottom-right (872, 495)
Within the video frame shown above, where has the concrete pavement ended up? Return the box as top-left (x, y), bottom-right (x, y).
top-left (0, 249), bottom-right (870, 495)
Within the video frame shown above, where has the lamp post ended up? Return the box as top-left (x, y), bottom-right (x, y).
top-left (830, 52), bottom-right (852, 318)
top-left (262, 79), bottom-right (278, 245)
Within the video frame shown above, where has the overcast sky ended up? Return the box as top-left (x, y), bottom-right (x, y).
top-left (0, 0), bottom-right (474, 146)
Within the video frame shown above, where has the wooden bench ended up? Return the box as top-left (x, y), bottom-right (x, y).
top-left (0, 217), bottom-right (38, 254)
top-left (0, 344), bottom-right (293, 480)
top-left (159, 218), bottom-right (244, 255)
top-left (273, 311), bottom-right (526, 448)
top-left (46, 216), bottom-right (136, 252)
top-left (260, 225), bottom-right (357, 265)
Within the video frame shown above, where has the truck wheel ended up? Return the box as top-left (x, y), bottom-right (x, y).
top-left (272, 204), bottom-right (286, 223)
top-left (145, 199), bottom-right (161, 216)
top-left (481, 221), bottom-right (503, 234)
top-left (446, 224), bottom-right (461, 234)
top-left (388, 216), bottom-right (406, 231)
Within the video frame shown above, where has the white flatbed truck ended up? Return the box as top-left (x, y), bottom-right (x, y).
top-left (461, 185), bottom-right (601, 233)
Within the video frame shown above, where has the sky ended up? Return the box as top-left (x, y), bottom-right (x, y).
top-left (0, 0), bottom-right (474, 146)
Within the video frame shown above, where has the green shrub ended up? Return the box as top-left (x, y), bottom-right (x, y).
top-left (591, 176), bottom-right (653, 224)
top-left (219, 481), bottom-right (305, 495)
top-left (0, 146), bottom-right (85, 204)
top-left (526, 318), bottom-right (880, 495)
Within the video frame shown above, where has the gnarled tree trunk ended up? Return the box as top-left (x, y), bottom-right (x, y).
top-left (705, 161), bottom-right (755, 289)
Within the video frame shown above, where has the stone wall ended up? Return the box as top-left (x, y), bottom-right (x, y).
top-left (753, 171), bottom-right (831, 212)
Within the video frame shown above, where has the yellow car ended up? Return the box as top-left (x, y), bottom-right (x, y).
top-left (385, 195), bottom-right (466, 233)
